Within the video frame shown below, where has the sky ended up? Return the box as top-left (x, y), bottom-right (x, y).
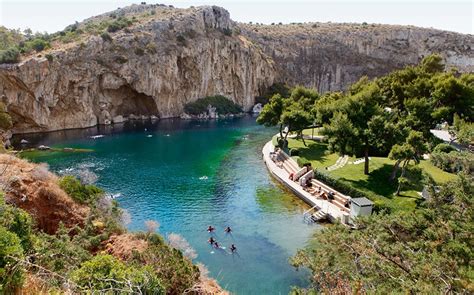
top-left (0, 0), bottom-right (473, 34)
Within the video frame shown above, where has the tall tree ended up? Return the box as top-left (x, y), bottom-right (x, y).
top-left (321, 82), bottom-right (383, 174)
top-left (256, 93), bottom-right (286, 138)
top-left (388, 130), bottom-right (427, 194)
top-left (280, 101), bottom-right (313, 146)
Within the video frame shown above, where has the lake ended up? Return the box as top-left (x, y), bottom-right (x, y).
top-left (15, 116), bottom-right (318, 294)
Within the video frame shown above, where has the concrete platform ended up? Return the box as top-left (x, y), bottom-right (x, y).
top-left (262, 141), bottom-right (349, 223)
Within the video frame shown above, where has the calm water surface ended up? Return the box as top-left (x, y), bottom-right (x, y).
top-left (16, 116), bottom-right (318, 294)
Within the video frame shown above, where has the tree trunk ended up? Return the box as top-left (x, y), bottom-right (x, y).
top-left (279, 123), bottom-right (283, 139)
top-left (364, 147), bottom-right (369, 175)
top-left (300, 131), bottom-right (307, 146)
top-left (282, 125), bottom-right (290, 149)
top-left (396, 160), bottom-right (408, 196)
top-left (390, 159), bottom-right (402, 182)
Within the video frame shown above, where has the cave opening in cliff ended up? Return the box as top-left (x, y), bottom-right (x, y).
top-left (107, 85), bottom-right (159, 117)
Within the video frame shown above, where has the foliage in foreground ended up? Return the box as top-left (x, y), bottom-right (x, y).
top-left (291, 174), bottom-right (474, 294)
top-left (0, 173), bottom-right (200, 294)
top-left (184, 95), bottom-right (243, 115)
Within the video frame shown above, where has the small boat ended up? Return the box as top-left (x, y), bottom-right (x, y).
top-left (90, 135), bottom-right (105, 139)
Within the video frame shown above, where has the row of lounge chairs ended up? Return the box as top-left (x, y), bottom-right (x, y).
top-left (271, 149), bottom-right (350, 213)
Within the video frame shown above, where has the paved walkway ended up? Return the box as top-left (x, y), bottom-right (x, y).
top-left (262, 141), bottom-right (349, 223)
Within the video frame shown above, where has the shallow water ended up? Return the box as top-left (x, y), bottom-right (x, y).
top-left (16, 116), bottom-right (318, 294)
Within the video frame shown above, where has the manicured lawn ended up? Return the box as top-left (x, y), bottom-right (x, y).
top-left (286, 138), bottom-right (457, 211)
top-left (302, 127), bottom-right (322, 136)
top-left (286, 138), bottom-right (339, 170)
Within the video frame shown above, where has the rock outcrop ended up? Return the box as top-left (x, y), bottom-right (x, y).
top-left (0, 4), bottom-right (472, 133)
top-left (0, 5), bottom-right (275, 133)
top-left (240, 23), bottom-right (474, 93)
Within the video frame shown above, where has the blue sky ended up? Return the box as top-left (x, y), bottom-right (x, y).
top-left (1, 0), bottom-right (472, 34)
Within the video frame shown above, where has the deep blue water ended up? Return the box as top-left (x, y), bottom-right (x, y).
top-left (17, 116), bottom-right (318, 294)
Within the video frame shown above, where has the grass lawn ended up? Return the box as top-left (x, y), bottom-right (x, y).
top-left (302, 127), bottom-right (322, 136)
top-left (286, 138), bottom-right (339, 170)
top-left (286, 138), bottom-right (457, 211)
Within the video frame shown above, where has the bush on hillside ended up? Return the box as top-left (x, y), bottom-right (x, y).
top-left (59, 176), bottom-right (103, 204)
top-left (184, 95), bottom-right (243, 115)
top-left (28, 38), bottom-right (49, 52)
top-left (433, 143), bottom-right (457, 154)
top-left (0, 103), bottom-right (12, 130)
top-left (430, 150), bottom-right (473, 174)
top-left (106, 17), bottom-right (132, 33)
top-left (71, 254), bottom-right (165, 293)
top-left (0, 226), bottom-right (24, 293)
top-left (100, 32), bottom-right (112, 42)
top-left (0, 47), bottom-right (20, 64)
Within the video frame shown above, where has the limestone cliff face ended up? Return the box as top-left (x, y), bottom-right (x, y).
top-left (240, 23), bottom-right (474, 93)
top-left (0, 6), bottom-right (275, 133)
top-left (0, 4), bottom-right (473, 133)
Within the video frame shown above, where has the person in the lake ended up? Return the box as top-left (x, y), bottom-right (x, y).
top-left (230, 244), bottom-right (237, 253)
top-left (207, 225), bottom-right (215, 232)
top-left (208, 237), bottom-right (215, 244)
top-left (224, 226), bottom-right (232, 233)
top-left (214, 242), bottom-right (220, 248)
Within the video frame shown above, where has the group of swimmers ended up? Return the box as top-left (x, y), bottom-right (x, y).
top-left (207, 225), bottom-right (237, 253)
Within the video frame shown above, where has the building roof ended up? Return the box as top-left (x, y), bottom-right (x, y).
top-left (351, 197), bottom-right (374, 207)
top-left (430, 129), bottom-right (454, 142)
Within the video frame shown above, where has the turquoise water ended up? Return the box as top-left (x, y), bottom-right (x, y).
top-left (17, 116), bottom-right (318, 294)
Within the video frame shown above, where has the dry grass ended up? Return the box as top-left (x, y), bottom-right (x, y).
top-left (103, 233), bottom-right (148, 261)
top-left (0, 154), bottom-right (89, 233)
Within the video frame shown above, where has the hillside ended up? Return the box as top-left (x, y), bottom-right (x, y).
top-left (0, 3), bottom-right (472, 133)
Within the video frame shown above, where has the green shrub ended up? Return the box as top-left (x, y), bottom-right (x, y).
top-left (106, 17), bottom-right (132, 33)
top-left (0, 195), bottom-right (34, 252)
top-left (0, 47), bottom-right (20, 64)
top-left (100, 32), bottom-right (112, 42)
top-left (134, 47), bottom-right (144, 56)
top-left (433, 143), bottom-right (456, 154)
top-left (0, 226), bottom-right (24, 293)
top-left (114, 55), bottom-right (128, 64)
top-left (176, 34), bottom-right (186, 45)
top-left (72, 254), bottom-right (165, 294)
top-left (59, 176), bottom-right (103, 204)
top-left (430, 150), bottom-right (473, 174)
top-left (45, 53), bottom-right (53, 62)
top-left (0, 103), bottom-right (12, 130)
top-left (184, 95), bottom-right (242, 115)
top-left (222, 28), bottom-right (232, 36)
top-left (28, 38), bottom-right (49, 52)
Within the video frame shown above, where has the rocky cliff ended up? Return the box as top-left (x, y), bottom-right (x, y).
top-left (0, 4), bottom-right (472, 133)
top-left (0, 5), bottom-right (275, 133)
top-left (240, 22), bottom-right (473, 93)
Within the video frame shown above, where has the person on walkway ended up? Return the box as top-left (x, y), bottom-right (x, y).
top-left (207, 225), bottom-right (215, 232)
top-left (208, 237), bottom-right (215, 244)
top-left (230, 244), bottom-right (237, 253)
top-left (224, 226), bottom-right (232, 233)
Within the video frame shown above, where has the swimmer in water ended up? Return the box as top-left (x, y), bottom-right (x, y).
top-left (224, 226), bottom-right (232, 233)
top-left (207, 225), bottom-right (215, 232)
top-left (230, 244), bottom-right (237, 253)
top-left (208, 237), bottom-right (215, 244)
top-left (214, 242), bottom-right (220, 249)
